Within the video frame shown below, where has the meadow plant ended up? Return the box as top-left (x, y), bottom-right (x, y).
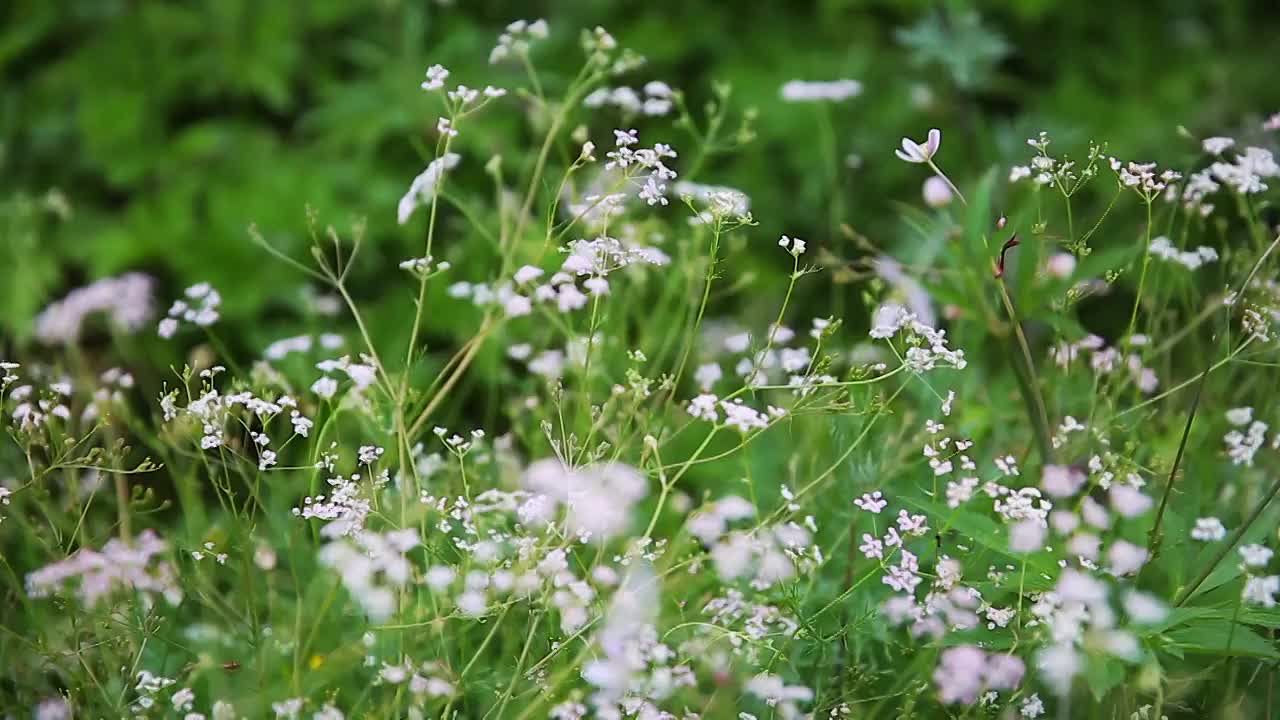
top-left (5, 19), bottom-right (1280, 720)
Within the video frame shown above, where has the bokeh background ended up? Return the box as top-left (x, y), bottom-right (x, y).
top-left (4, 0), bottom-right (1279, 363)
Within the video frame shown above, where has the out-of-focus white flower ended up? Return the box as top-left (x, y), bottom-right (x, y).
top-left (922, 176), bottom-right (952, 207)
top-left (35, 273), bottom-right (155, 345)
top-left (1123, 590), bottom-right (1168, 624)
top-left (317, 529), bottom-right (420, 621)
top-left (520, 459), bottom-right (647, 541)
top-left (933, 646), bottom-right (1024, 704)
top-left (1009, 519), bottom-right (1046, 553)
top-left (1225, 407), bottom-right (1253, 426)
top-left (1045, 252), bottom-right (1076, 278)
top-left (873, 257), bottom-right (936, 329)
top-left (490, 19), bottom-right (550, 64)
top-left (1148, 236), bottom-right (1218, 270)
top-left (26, 529), bottom-right (182, 607)
top-left (398, 153), bottom-right (461, 225)
top-left (1240, 543), bottom-right (1274, 568)
top-left (1244, 575), bottom-right (1279, 607)
top-left (1107, 540), bottom-right (1148, 576)
top-left (581, 564), bottom-right (659, 704)
top-left (1191, 517), bottom-right (1227, 542)
top-left (780, 79), bottom-right (862, 102)
top-left (1202, 136), bottom-right (1235, 156)
top-left (34, 697), bottom-right (72, 720)
top-left (1108, 484), bottom-right (1152, 518)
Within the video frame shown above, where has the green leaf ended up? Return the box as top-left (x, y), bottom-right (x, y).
top-left (1143, 606), bottom-right (1219, 635)
top-left (1241, 608), bottom-right (1280, 629)
top-left (1084, 656), bottom-right (1125, 700)
top-left (895, 6), bottom-right (1011, 89)
top-left (1164, 622), bottom-right (1280, 659)
top-left (1149, 604), bottom-right (1280, 634)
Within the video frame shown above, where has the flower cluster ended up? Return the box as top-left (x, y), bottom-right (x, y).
top-left (263, 332), bottom-right (344, 363)
top-left (26, 530), bottom-right (182, 607)
top-left (694, 315), bottom-right (848, 393)
top-left (158, 282), bottom-right (221, 338)
top-left (317, 528), bottom-right (420, 621)
top-left (1111, 158), bottom-right (1181, 199)
top-left (9, 375), bottom-right (74, 431)
top-left (160, 379), bottom-right (315, 464)
top-left (1031, 570), bottom-right (1166, 696)
top-left (708, 521), bottom-right (820, 590)
top-left (581, 566), bottom-right (697, 717)
top-left (1147, 235), bottom-right (1218, 270)
top-left (520, 459), bottom-right (648, 541)
top-left (294, 469), bottom-right (375, 537)
top-left (34, 272), bottom-right (155, 344)
top-left (933, 646), bottom-right (1025, 705)
top-left (603, 129), bottom-right (679, 206)
top-left (312, 355), bottom-right (379, 399)
top-left (1240, 544), bottom-right (1279, 607)
top-left (1206, 144), bottom-right (1279, 195)
top-left (674, 180), bottom-right (751, 225)
top-left (869, 304), bottom-right (967, 372)
top-left (584, 81), bottom-right (674, 116)
top-left (685, 393), bottom-right (785, 431)
top-left (448, 234), bottom-right (669, 319)
top-left (1049, 334), bottom-right (1159, 393)
top-left (488, 19), bottom-right (549, 64)
top-left (1009, 132), bottom-right (1102, 192)
top-left (1223, 405), bottom-right (1270, 466)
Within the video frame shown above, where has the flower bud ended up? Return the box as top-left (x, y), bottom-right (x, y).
top-left (1045, 252), bottom-right (1077, 279)
top-left (923, 176), bottom-right (953, 208)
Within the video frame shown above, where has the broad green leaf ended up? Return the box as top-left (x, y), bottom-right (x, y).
top-left (1084, 656), bottom-right (1125, 700)
top-left (1164, 622), bottom-right (1280, 659)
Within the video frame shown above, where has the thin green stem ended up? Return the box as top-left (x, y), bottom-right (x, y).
top-left (1146, 367), bottom-right (1206, 555)
top-left (996, 280), bottom-right (1054, 462)
top-left (668, 227), bottom-right (722, 396)
top-left (926, 160), bottom-right (967, 206)
top-left (1125, 200), bottom-right (1155, 342)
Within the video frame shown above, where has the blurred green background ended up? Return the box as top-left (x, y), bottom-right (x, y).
top-left (3, 0), bottom-right (1279, 358)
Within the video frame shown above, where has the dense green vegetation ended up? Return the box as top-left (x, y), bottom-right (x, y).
top-left (3, 2), bottom-right (1280, 718)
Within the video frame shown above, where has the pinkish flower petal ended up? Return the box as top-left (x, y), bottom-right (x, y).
top-left (926, 128), bottom-right (941, 157)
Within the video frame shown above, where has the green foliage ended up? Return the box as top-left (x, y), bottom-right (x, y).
top-left (4, 0), bottom-right (1280, 342)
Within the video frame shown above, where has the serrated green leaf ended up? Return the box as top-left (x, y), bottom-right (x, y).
top-left (1164, 622), bottom-right (1280, 659)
